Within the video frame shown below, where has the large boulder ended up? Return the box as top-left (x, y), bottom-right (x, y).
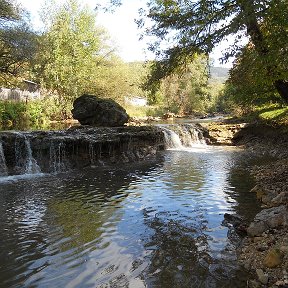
top-left (72, 94), bottom-right (129, 127)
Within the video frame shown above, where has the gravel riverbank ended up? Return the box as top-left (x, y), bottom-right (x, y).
top-left (205, 122), bottom-right (288, 287)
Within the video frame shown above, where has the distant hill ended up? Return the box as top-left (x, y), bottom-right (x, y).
top-left (209, 66), bottom-right (230, 83)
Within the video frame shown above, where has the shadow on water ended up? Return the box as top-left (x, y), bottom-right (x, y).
top-left (0, 147), bottom-right (268, 288)
top-left (0, 161), bottom-right (163, 287)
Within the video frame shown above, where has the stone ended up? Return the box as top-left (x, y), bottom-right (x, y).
top-left (248, 279), bottom-right (261, 288)
top-left (247, 206), bottom-right (288, 236)
top-left (272, 192), bottom-right (288, 206)
top-left (264, 249), bottom-right (283, 268)
top-left (72, 94), bottom-right (129, 127)
top-left (280, 246), bottom-right (288, 254)
top-left (247, 220), bottom-right (268, 237)
top-left (256, 269), bottom-right (269, 285)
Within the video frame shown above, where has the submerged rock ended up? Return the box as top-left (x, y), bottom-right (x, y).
top-left (72, 94), bottom-right (129, 127)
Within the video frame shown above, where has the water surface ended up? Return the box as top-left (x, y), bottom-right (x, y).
top-left (0, 146), bottom-right (262, 287)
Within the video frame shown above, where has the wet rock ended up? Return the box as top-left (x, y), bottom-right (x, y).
top-left (264, 249), bottom-right (283, 268)
top-left (0, 126), bottom-right (165, 174)
top-left (248, 279), bottom-right (262, 288)
top-left (72, 94), bottom-right (129, 127)
top-left (250, 184), bottom-right (279, 205)
top-left (223, 213), bottom-right (248, 236)
top-left (280, 246), bottom-right (288, 254)
top-left (201, 123), bottom-right (246, 145)
top-left (256, 268), bottom-right (269, 285)
top-left (247, 206), bottom-right (288, 236)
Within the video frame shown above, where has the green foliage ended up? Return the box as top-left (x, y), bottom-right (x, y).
top-left (0, 96), bottom-right (74, 130)
top-left (0, 0), bottom-right (37, 83)
top-left (145, 54), bottom-right (222, 115)
top-left (33, 0), bottom-right (121, 107)
top-left (230, 104), bottom-right (288, 126)
top-left (131, 0), bottom-right (288, 103)
top-left (0, 100), bottom-right (44, 129)
top-left (0, 0), bottom-right (20, 24)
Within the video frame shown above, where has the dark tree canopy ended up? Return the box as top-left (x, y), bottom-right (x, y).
top-left (110, 0), bottom-right (288, 102)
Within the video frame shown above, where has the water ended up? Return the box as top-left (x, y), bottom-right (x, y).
top-left (0, 145), bottom-right (263, 288)
top-left (0, 142), bottom-right (8, 176)
top-left (14, 133), bottom-right (41, 175)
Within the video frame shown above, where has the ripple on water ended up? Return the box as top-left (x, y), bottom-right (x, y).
top-left (0, 148), bottom-right (264, 287)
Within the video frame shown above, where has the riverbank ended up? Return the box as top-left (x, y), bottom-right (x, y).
top-left (204, 121), bottom-right (288, 287)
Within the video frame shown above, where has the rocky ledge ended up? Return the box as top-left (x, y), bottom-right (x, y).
top-left (0, 126), bottom-right (165, 175)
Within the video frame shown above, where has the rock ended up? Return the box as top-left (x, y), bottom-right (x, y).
top-left (72, 94), bottom-right (129, 127)
top-left (162, 112), bottom-right (175, 119)
top-left (280, 246), bottom-right (288, 254)
top-left (256, 268), bottom-right (269, 285)
top-left (264, 249), bottom-right (283, 268)
top-left (247, 220), bottom-right (269, 237)
top-left (247, 206), bottom-right (288, 236)
top-left (272, 192), bottom-right (288, 206)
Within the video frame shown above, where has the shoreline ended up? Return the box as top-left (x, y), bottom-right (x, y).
top-left (204, 121), bottom-right (288, 287)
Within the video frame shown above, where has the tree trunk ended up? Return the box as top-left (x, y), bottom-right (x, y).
top-left (239, 1), bottom-right (288, 103)
top-left (274, 80), bottom-right (288, 104)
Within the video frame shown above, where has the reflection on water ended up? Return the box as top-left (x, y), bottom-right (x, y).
top-left (0, 147), bottom-right (262, 287)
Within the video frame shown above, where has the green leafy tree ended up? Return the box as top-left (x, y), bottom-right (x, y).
top-left (0, 0), bottom-right (37, 85)
top-left (110, 0), bottom-right (288, 103)
top-left (146, 54), bottom-right (216, 114)
top-left (34, 0), bottom-right (118, 114)
top-left (222, 2), bottom-right (288, 112)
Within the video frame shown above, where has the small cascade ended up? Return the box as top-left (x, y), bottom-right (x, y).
top-left (14, 134), bottom-right (41, 175)
top-left (49, 141), bottom-right (67, 173)
top-left (0, 142), bottom-right (8, 176)
top-left (161, 127), bottom-right (183, 149)
top-left (160, 124), bottom-right (207, 150)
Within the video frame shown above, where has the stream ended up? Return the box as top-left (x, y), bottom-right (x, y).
top-left (0, 126), bottom-right (264, 288)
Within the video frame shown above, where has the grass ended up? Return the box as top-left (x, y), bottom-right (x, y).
top-left (231, 104), bottom-right (288, 126)
top-left (259, 107), bottom-right (288, 124)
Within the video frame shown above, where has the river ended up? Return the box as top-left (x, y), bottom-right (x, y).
top-left (0, 135), bottom-right (265, 287)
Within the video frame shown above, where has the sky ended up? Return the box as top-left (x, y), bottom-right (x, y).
top-left (18, 0), bottom-right (232, 67)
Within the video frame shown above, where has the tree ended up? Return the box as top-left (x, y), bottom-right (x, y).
top-left (145, 53), bottom-right (218, 114)
top-left (0, 0), bottom-right (20, 23)
top-left (111, 0), bottom-right (288, 103)
top-left (33, 0), bottom-right (120, 112)
top-left (0, 0), bottom-right (37, 84)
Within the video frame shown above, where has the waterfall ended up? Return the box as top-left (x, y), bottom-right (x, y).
top-left (160, 124), bottom-right (207, 150)
top-left (15, 134), bottom-right (41, 175)
top-left (161, 127), bottom-right (183, 149)
top-left (49, 141), bottom-right (67, 173)
top-left (0, 142), bottom-right (8, 176)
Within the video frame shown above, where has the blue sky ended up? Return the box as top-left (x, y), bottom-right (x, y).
top-left (19, 0), bottom-right (233, 66)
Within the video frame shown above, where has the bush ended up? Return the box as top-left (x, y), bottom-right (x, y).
top-left (0, 98), bottom-right (68, 130)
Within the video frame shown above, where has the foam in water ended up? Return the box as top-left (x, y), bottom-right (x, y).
top-left (160, 124), bottom-right (207, 151)
top-left (14, 133), bottom-right (41, 175)
top-left (161, 127), bottom-right (183, 149)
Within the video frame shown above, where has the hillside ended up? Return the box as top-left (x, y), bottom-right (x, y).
top-left (209, 66), bottom-right (230, 83)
